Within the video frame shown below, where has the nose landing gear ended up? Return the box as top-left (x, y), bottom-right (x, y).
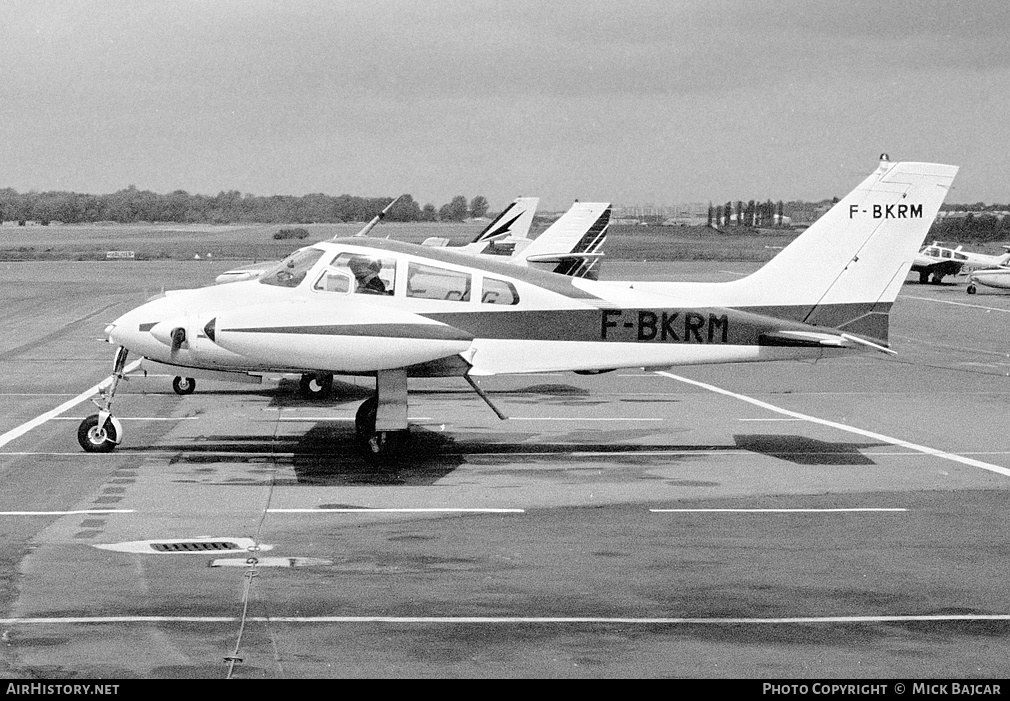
top-left (78, 346), bottom-right (129, 453)
top-left (172, 376), bottom-right (197, 395)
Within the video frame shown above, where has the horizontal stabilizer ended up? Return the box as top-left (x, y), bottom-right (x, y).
top-left (759, 330), bottom-right (895, 355)
top-left (524, 252), bottom-right (605, 264)
top-left (522, 202), bottom-right (611, 278)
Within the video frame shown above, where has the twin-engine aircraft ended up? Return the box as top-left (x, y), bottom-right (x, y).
top-left (80, 158), bottom-right (957, 460)
top-left (162, 198), bottom-right (611, 398)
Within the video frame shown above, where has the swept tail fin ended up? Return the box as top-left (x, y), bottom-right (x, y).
top-left (472, 197), bottom-right (539, 242)
top-left (520, 201), bottom-right (611, 279)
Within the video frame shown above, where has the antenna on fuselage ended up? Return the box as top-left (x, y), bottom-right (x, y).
top-left (347, 194), bottom-right (406, 239)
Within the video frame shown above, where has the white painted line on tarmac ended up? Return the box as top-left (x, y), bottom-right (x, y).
top-left (0, 614), bottom-right (1007, 625)
top-left (0, 510), bottom-right (134, 516)
top-left (509, 417), bottom-right (664, 422)
top-left (737, 418), bottom-right (804, 422)
top-left (0, 360), bottom-right (142, 449)
top-left (904, 296), bottom-right (1010, 313)
top-left (269, 416), bottom-right (433, 422)
top-left (51, 417), bottom-right (199, 422)
top-left (268, 508), bottom-right (524, 514)
top-left (650, 508), bottom-right (906, 513)
top-left (0, 394), bottom-right (78, 397)
top-left (657, 371), bottom-right (1010, 478)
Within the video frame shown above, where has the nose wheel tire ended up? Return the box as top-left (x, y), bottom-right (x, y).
top-left (172, 377), bottom-right (196, 395)
top-left (299, 373), bottom-right (333, 399)
top-left (78, 414), bottom-right (119, 453)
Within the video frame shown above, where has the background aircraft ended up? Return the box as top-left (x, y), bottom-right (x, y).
top-left (420, 196), bottom-right (539, 256)
top-left (966, 266), bottom-right (1010, 294)
top-left (80, 159), bottom-right (957, 462)
top-left (215, 195), bottom-right (540, 284)
top-left (425, 199), bottom-right (611, 280)
top-left (911, 242), bottom-right (1010, 284)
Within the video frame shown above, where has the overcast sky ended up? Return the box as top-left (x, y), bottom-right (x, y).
top-left (1, 0), bottom-right (1007, 210)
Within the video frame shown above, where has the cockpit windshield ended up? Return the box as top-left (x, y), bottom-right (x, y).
top-left (259, 247), bottom-right (325, 288)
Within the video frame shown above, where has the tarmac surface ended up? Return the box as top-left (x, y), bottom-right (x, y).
top-left (0, 259), bottom-right (1007, 679)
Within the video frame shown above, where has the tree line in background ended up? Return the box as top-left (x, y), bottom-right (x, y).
top-left (2, 184), bottom-right (1008, 245)
top-left (0, 187), bottom-right (490, 225)
top-left (927, 212), bottom-right (1010, 243)
top-left (703, 197), bottom-right (1010, 244)
top-left (707, 200), bottom-right (786, 227)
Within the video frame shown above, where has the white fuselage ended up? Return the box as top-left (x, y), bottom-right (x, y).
top-left (107, 240), bottom-right (840, 380)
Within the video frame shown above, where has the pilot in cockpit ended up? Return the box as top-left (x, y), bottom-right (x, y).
top-left (349, 256), bottom-right (387, 295)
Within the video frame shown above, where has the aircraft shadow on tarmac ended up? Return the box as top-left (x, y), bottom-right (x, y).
top-left (733, 434), bottom-right (886, 465)
top-left (128, 429), bottom-right (886, 488)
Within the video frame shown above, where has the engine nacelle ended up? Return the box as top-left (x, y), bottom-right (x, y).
top-left (209, 298), bottom-right (473, 373)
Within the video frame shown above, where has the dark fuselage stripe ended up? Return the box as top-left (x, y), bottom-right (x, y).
top-left (226, 324), bottom-right (473, 341)
top-left (223, 302), bottom-right (890, 347)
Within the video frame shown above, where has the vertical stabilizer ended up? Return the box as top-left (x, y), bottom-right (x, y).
top-left (521, 202), bottom-right (611, 279)
top-left (472, 197), bottom-right (540, 242)
top-left (721, 159), bottom-right (958, 312)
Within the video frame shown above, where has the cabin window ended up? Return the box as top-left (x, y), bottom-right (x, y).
top-left (313, 270), bottom-right (352, 293)
top-left (954, 253), bottom-right (968, 261)
top-left (259, 247), bottom-right (325, 288)
top-left (481, 278), bottom-right (520, 305)
top-left (406, 262), bottom-right (471, 301)
top-left (317, 253), bottom-right (396, 295)
top-left (925, 248), bottom-right (939, 257)
top-left (941, 249), bottom-right (951, 258)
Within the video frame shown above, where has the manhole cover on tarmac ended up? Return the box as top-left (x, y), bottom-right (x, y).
top-left (152, 541), bottom-right (239, 552)
top-left (94, 537), bottom-right (274, 554)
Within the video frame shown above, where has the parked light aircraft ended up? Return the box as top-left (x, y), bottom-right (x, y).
top-left (214, 196), bottom-right (541, 284)
top-left (420, 196), bottom-right (539, 256)
top-left (80, 158), bottom-right (957, 461)
top-left (422, 199), bottom-right (611, 280)
top-left (910, 242), bottom-right (1010, 284)
top-left (146, 199), bottom-right (611, 399)
top-left (966, 266), bottom-right (1010, 294)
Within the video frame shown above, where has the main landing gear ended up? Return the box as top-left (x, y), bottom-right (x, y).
top-left (353, 369), bottom-right (409, 460)
top-left (78, 346), bottom-right (128, 453)
top-left (967, 284), bottom-right (977, 295)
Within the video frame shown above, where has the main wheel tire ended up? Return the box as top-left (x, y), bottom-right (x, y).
top-left (78, 414), bottom-right (118, 453)
top-left (299, 373), bottom-right (333, 399)
top-left (919, 271), bottom-right (930, 284)
top-left (362, 430), bottom-right (410, 459)
top-left (355, 395), bottom-right (378, 442)
top-left (967, 284), bottom-right (977, 294)
top-left (931, 274), bottom-right (944, 285)
top-left (172, 377), bottom-right (196, 395)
